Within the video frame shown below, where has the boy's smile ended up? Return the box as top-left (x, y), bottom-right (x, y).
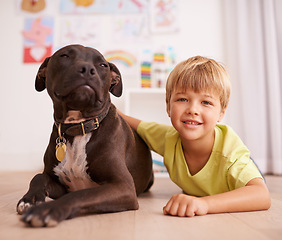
top-left (183, 119), bottom-right (202, 126)
top-left (167, 88), bottom-right (225, 144)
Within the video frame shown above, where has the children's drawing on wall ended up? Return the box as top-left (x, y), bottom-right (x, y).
top-left (104, 50), bottom-right (139, 86)
top-left (104, 50), bottom-right (137, 69)
top-left (60, 16), bottom-right (102, 47)
top-left (149, 0), bottom-right (179, 33)
top-left (60, 0), bottom-right (95, 13)
top-left (21, 0), bottom-right (46, 13)
top-left (112, 15), bottom-right (150, 44)
top-left (16, 0), bottom-right (55, 15)
top-left (60, 0), bottom-right (149, 14)
top-left (116, 0), bottom-right (149, 13)
top-left (22, 17), bottom-right (54, 63)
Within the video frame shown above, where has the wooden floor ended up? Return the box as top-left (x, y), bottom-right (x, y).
top-left (0, 172), bottom-right (281, 240)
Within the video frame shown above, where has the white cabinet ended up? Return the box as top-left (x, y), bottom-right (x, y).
top-left (124, 88), bottom-right (170, 177)
top-left (124, 88), bottom-right (171, 125)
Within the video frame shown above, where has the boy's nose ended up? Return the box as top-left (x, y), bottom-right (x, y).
top-left (187, 102), bottom-right (199, 116)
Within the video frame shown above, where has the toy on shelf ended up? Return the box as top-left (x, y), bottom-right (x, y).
top-left (140, 49), bottom-right (152, 88)
top-left (140, 46), bottom-right (176, 88)
top-left (141, 62), bottom-right (152, 88)
top-left (151, 52), bottom-right (166, 88)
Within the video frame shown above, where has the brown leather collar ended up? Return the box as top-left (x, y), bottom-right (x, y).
top-left (55, 107), bottom-right (109, 137)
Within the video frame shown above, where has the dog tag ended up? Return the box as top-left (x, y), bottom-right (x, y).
top-left (55, 138), bottom-right (67, 162)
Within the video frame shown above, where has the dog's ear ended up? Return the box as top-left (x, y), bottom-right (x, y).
top-left (109, 62), bottom-right (122, 97)
top-left (35, 57), bottom-right (50, 92)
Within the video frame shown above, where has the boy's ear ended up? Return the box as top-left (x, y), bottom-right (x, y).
top-left (166, 102), bottom-right (171, 118)
top-left (217, 108), bottom-right (226, 122)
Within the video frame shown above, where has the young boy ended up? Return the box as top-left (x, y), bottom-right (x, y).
top-left (118, 56), bottom-right (271, 217)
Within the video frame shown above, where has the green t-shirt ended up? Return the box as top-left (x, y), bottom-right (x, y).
top-left (137, 121), bottom-right (263, 197)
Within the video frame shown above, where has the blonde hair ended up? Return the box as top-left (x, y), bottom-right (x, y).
top-left (166, 56), bottom-right (231, 110)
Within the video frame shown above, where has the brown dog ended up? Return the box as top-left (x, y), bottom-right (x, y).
top-left (17, 45), bottom-right (153, 227)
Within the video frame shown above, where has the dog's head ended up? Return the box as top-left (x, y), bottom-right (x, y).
top-left (35, 45), bottom-right (122, 122)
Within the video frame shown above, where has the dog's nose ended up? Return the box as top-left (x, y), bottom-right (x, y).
top-left (78, 64), bottom-right (95, 77)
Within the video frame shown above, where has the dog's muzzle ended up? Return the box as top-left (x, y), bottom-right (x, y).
top-left (64, 85), bottom-right (95, 110)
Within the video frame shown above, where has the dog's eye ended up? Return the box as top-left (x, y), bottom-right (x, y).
top-left (100, 63), bottom-right (108, 68)
top-left (60, 54), bottom-right (69, 58)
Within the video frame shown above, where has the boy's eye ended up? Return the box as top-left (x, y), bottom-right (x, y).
top-left (177, 98), bottom-right (188, 102)
top-left (202, 100), bottom-right (212, 106)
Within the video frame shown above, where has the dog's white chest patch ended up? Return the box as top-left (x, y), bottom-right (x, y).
top-left (54, 133), bottom-right (98, 192)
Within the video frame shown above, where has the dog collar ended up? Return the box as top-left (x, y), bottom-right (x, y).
top-left (55, 108), bottom-right (109, 137)
top-left (55, 118), bottom-right (99, 137)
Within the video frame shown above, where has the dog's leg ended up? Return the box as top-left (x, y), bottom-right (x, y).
top-left (17, 173), bottom-right (67, 215)
top-left (20, 181), bottom-right (138, 227)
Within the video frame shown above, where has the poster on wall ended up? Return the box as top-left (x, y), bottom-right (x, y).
top-left (104, 49), bottom-right (139, 78)
top-left (22, 17), bottom-right (54, 63)
top-left (16, 0), bottom-right (56, 15)
top-left (59, 16), bottom-right (102, 47)
top-left (112, 15), bottom-right (150, 44)
top-left (149, 0), bottom-right (179, 33)
top-left (59, 0), bottom-right (149, 14)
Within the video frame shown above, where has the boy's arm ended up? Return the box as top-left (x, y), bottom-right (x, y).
top-left (163, 178), bottom-right (271, 217)
top-left (117, 110), bottom-right (141, 131)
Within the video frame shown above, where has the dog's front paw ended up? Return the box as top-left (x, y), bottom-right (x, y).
top-left (20, 201), bottom-right (72, 227)
top-left (17, 192), bottom-right (46, 215)
top-left (17, 201), bottom-right (32, 215)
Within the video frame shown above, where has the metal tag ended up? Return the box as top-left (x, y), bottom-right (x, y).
top-left (55, 138), bottom-right (66, 162)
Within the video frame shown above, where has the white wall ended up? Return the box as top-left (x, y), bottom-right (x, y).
top-left (0, 0), bottom-right (225, 171)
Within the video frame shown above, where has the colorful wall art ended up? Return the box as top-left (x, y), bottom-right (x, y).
top-left (21, 0), bottom-right (46, 13)
top-left (150, 0), bottom-right (179, 33)
top-left (104, 50), bottom-right (137, 68)
top-left (104, 50), bottom-right (139, 77)
top-left (60, 0), bottom-right (149, 14)
top-left (112, 15), bottom-right (150, 44)
top-left (60, 16), bottom-right (102, 47)
top-left (16, 0), bottom-right (56, 16)
top-left (22, 17), bottom-right (54, 63)
top-left (18, 0), bottom-right (178, 93)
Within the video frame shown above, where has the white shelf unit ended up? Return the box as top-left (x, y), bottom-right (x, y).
top-left (124, 88), bottom-right (170, 177)
top-left (124, 88), bottom-right (170, 125)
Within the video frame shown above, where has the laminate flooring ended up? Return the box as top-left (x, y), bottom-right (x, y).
top-left (0, 172), bottom-right (281, 240)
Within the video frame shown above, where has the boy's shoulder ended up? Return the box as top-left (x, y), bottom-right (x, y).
top-left (138, 121), bottom-right (179, 138)
top-left (214, 124), bottom-right (249, 158)
top-left (215, 124), bottom-right (241, 140)
top-left (139, 121), bottom-right (174, 131)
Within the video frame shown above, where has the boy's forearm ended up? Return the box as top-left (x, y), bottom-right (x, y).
top-left (203, 178), bottom-right (271, 214)
top-left (117, 110), bottom-right (141, 131)
top-left (163, 178), bottom-right (270, 217)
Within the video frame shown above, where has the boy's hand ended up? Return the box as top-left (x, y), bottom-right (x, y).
top-left (163, 194), bottom-right (208, 217)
